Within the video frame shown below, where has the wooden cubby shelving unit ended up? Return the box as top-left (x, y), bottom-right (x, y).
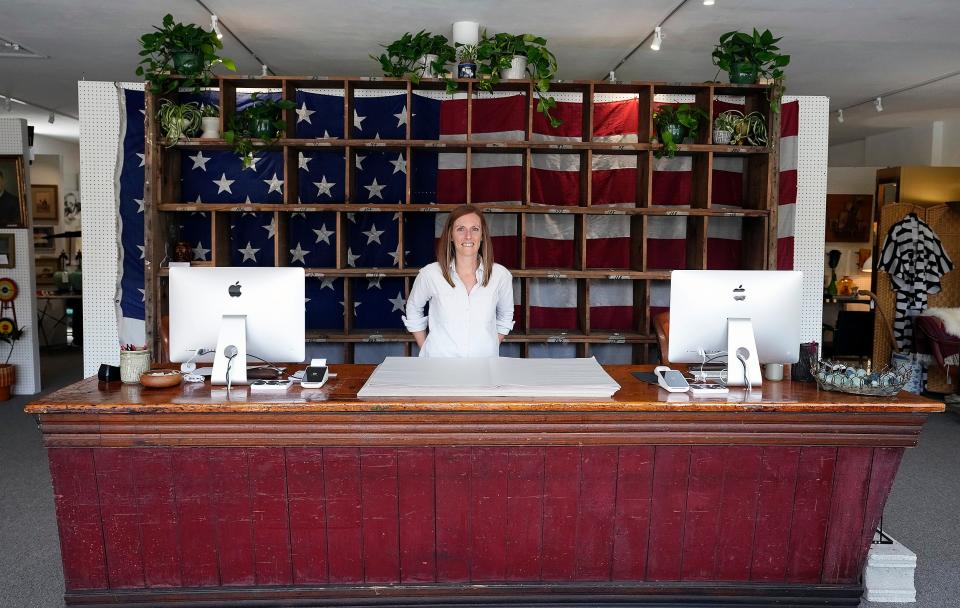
top-left (144, 76), bottom-right (780, 363)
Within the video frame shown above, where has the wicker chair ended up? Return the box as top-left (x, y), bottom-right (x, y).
top-left (914, 315), bottom-right (960, 398)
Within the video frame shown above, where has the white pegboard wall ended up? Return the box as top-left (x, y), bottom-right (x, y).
top-left (79, 82), bottom-right (142, 377)
top-left (790, 96), bottom-right (829, 345)
top-left (0, 228), bottom-right (41, 394)
top-left (0, 117), bottom-right (41, 394)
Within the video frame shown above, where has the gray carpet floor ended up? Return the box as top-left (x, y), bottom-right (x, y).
top-left (1, 349), bottom-right (957, 607)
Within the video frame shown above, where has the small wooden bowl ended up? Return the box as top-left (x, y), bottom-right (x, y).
top-left (140, 369), bottom-right (183, 388)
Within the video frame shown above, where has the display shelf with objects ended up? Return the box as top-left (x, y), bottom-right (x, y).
top-left (143, 76), bottom-right (781, 363)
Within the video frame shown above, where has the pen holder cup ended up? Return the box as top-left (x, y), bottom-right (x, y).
top-left (119, 350), bottom-right (151, 384)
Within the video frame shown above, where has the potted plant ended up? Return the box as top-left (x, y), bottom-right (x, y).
top-left (0, 319), bottom-right (25, 401)
top-left (372, 30), bottom-right (456, 82)
top-left (157, 99), bottom-right (203, 145)
top-left (199, 103), bottom-right (220, 139)
top-left (652, 104), bottom-right (708, 158)
top-left (715, 109), bottom-right (768, 146)
top-left (455, 44), bottom-right (479, 79)
top-left (136, 13), bottom-right (237, 95)
top-left (711, 29), bottom-right (790, 110)
top-left (476, 32), bottom-right (562, 127)
top-left (712, 110), bottom-right (738, 145)
top-left (224, 93), bottom-right (296, 167)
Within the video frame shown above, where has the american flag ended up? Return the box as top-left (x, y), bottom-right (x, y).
top-left (116, 86), bottom-right (798, 358)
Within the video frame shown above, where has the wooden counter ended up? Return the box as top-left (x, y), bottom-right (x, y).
top-left (26, 365), bottom-right (943, 607)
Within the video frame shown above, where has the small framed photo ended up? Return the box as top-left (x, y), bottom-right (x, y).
top-left (0, 155), bottom-right (26, 227)
top-left (63, 190), bottom-right (80, 229)
top-left (32, 184), bottom-right (59, 221)
top-left (35, 256), bottom-right (58, 285)
top-left (33, 225), bottom-right (55, 253)
top-left (0, 233), bottom-right (15, 268)
top-left (825, 194), bottom-right (872, 243)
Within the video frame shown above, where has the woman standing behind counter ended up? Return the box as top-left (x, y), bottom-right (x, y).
top-left (403, 205), bottom-right (514, 357)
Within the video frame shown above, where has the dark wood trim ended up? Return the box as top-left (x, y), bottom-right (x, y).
top-left (64, 581), bottom-right (864, 607)
top-left (155, 203), bottom-right (772, 217)
top-left (36, 410), bottom-right (927, 448)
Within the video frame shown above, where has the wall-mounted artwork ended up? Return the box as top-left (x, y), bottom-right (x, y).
top-left (0, 233), bottom-right (14, 268)
top-left (63, 191), bottom-right (80, 229)
top-left (35, 257), bottom-right (57, 285)
top-left (32, 184), bottom-right (59, 222)
top-left (0, 156), bottom-right (26, 227)
top-left (33, 226), bottom-right (55, 253)
top-left (825, 194), bottom-right (872, 243)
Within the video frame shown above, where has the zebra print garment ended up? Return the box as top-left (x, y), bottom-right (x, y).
top-left (879, 213), bottom-right (955, 351)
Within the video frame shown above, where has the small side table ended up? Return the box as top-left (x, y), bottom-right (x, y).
top-left (36, 293), bottom-right (82, 348)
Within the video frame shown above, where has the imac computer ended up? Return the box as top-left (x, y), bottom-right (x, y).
top-left (169, 267), bottom-right (305, 385)
top-left (668, 270), bottom-right (803, 387)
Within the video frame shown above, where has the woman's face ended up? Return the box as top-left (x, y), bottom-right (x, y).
top-left (451, 213), bottom-right (482, 258)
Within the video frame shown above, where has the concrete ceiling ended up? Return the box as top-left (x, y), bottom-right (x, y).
top-left (1, 0), bottom-right (958, 146)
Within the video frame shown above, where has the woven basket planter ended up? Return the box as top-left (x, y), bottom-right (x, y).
top-left (0, 364), bottom-right (15, 401)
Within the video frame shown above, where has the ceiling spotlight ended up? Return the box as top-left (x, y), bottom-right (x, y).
top-left (650, 26), bottom-right (663, 51)
top-left (211, 14), bottom-right (223, 40)
top-left (703, 0), bottom-right (716, 5)
top-left (837, 109), bottom-right (844, 123)
top-left (875, 97), bottom-right (883, 112)
top-left (261, 64), bottom-right (269, 76)
top-left (48, 111), bottom-right (55, 124)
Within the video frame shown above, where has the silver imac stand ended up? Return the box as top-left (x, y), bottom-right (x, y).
top-left (726, 317), bottom-right (762, 388)
top-left (212, 314), bottom-right (248, 386)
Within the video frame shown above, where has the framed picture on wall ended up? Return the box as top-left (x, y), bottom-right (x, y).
top-left (33, 226), bottom-right (55, 253)
top-left (825, 194), bottom-right (872, 242)
top-left (0, 155), bottom-right (26, 227)
top-left (62, 190), bottom-right (80, 229)
top-left (0, 233), bottom-right (14, 268)
top-left (35, 256), bottom-right (58, 285)
top-left (32, 184), bottom-right (59, 221)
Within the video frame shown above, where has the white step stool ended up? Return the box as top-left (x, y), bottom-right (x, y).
top-left (864, 534), bottom-right (917, 603)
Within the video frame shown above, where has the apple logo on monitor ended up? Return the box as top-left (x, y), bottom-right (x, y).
top-left (733, 284), bottom-right (746, 301)
top-left (229, 281), bottom-right (242, 297)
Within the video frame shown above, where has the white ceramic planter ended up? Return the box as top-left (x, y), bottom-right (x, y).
top-left (500, 55), bottom-right (528, 80)
top-left (200, 116), bottom-right (221, 139)
top-left (419, 53), bottom-right (439, 78)
top-left (119, 349), bottom-right (151, 384)
top-left (713, 129), bottom-right (733, 145)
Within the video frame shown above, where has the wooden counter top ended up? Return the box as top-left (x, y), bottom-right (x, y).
top-left (25, 364), bottom-right (944, 415)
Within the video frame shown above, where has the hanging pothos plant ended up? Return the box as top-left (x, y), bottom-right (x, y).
top-left (224, 93), bottom-right (296, 167)
top-left (136, 13), bottom-right (237, 95)
top-left (475, 32), bottom-right (562, 128)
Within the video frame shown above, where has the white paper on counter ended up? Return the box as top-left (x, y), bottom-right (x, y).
top-left (357, 356), bottom-right (621, 398)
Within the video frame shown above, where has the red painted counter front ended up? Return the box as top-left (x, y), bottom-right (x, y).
top-left (26, 365), bottom-right (943, 607)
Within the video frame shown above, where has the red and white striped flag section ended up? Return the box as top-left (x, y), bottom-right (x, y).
top-left (427, 90), bottom-right (798, 333)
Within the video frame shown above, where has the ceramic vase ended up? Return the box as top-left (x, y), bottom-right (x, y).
top-left (500, 55), bottom-right (528, 79)
top-left (200, 116), bottom-right (220, 139)
top-left (120, 350), bottom-right (151, 384)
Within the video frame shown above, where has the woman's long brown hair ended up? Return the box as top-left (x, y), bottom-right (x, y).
top-left (436, 204), bottom-right (495, 288)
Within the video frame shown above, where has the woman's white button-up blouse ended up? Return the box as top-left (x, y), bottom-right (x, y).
top-left (402, 261), bottom-right (515, 358)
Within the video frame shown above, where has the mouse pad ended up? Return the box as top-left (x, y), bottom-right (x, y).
top-left (632, 371), bottom-right (659, 385)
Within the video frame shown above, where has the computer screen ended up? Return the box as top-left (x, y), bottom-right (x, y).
top-left (169, 267), bottom-right (305, 382)
top-left (668, 270), bottom-right (803, 386)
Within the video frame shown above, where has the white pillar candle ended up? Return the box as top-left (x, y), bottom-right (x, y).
top-left (452, 21), bottom-right (480, 46)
